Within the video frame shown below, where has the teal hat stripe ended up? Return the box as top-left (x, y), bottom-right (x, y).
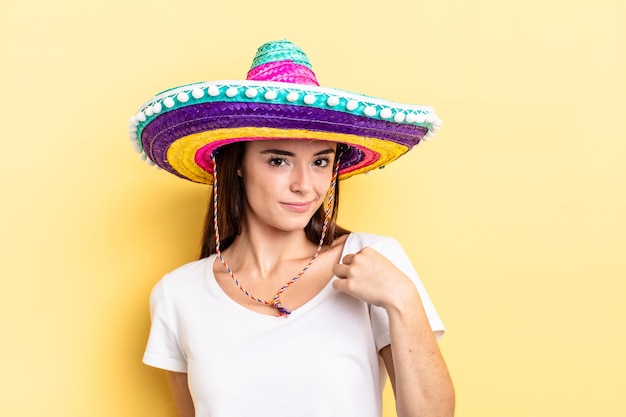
top-left (249, 39), bottom-right (313, 70)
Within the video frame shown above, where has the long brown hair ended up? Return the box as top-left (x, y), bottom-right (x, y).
top-left (199, 141), bottom-right (349, 259)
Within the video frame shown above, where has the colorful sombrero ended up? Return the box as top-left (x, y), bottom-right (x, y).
top-left (129, 40), bottom-right (441, 184)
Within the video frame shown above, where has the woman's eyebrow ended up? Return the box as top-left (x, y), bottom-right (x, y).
top-left (260, 149), bottom-right (295, 156)
top-left (314, 148), bottom-right (337, 156)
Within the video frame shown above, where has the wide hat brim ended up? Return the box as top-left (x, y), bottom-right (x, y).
top-left (129, 79), bottom-right (441, 184)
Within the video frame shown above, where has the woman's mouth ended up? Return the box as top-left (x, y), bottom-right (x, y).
top-left (281, 201), bottom-right (314, 213)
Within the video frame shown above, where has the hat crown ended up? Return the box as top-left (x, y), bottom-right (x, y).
top-left (246, 40), bottom-right (320, 86)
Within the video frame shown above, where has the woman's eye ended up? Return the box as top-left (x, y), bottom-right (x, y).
top-left (269, 158), bottom-right (286, 167)
top-left (314, 158), bottom-right (330, 167)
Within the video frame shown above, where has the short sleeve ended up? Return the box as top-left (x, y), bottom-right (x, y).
top-left (368, 237), bottom-right (446, 352)
top-left (142, 277), bottom-right (188, 372)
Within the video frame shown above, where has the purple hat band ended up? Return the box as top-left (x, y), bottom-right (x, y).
top-left (141, 101), bottom-right (427, 178)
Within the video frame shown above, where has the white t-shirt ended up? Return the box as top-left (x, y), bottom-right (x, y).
top-left (143, 232), bottom-right (444, 417)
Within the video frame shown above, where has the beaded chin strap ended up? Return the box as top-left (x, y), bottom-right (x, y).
top-left (211, 150), bottom-right (341, 317)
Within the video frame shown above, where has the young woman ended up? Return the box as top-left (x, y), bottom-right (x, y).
top-left (130, 40), bottom-right (454, 417)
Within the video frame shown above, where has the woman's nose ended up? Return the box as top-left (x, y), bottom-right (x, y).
top-left (290, 165), bottom-right (313, 194)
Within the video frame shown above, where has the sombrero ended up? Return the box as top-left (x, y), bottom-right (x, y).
top-left (128, 39), bottom-right (441, 184)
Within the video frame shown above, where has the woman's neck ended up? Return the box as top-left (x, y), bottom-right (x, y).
top-left (224, 225), bottom-right (317, 279)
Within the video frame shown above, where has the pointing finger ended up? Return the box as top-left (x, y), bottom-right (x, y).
top-left (333, 263), bottom-right (349, 278)
top-left (341, 254), bottom-right (355, 265)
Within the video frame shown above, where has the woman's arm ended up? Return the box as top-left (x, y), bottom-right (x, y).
top-left (333, 247), bottom-right (455, 417)
top-left (379, 293), bottom-right (455, 417)
top-left (167, 371), bottom-right (195, 417)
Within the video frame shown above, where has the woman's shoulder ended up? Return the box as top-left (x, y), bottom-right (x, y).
top-left (147, 256), bottom-right (218, 316)
top-left (153, 256), bottom-right (215, 291)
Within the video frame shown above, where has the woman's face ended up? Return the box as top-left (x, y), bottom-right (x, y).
top-left (239, 140), bottom-right (337, 234)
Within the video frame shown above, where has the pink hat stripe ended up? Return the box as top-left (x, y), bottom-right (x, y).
top-left (246, 60), bottom-right (320, 86)
top-left (194, 139), bottom-right (241, 174)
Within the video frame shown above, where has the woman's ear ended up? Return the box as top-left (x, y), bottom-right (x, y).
top-left (237, 167), bottom-right (243, 177)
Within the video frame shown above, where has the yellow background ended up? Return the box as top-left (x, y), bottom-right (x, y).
top-left (1, 0), bottom-right (624, 416)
